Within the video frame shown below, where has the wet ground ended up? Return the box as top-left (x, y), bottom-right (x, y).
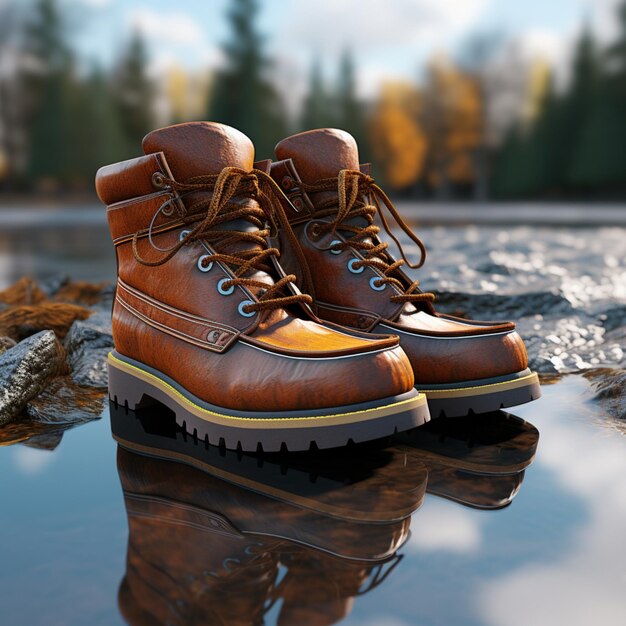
top-left (0, 209), bottom-right (625, 625)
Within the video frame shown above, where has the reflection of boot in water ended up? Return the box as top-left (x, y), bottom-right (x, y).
top-left (274, 548), bottom-right (402, 626)
top-left (113, 402), bottom-right (427, 624)
top-left (397, 410), bottom-right (539, 509)
top-left (117, 447), bottom-right (282, 626)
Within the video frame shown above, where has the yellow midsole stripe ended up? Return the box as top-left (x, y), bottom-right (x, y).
top-left (108, 352), bottom-right (426, 428)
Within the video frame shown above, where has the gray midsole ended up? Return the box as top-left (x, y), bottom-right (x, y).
top-left (416, 368), bottom-right (533, 391)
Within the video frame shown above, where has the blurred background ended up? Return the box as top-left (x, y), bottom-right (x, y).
top-left (1, 0), bottom-right (626, 202)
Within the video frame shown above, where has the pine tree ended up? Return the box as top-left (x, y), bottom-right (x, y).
top-left (300, 58), bottom-right (332, 130)
top-left (569, 1), bottom-right (626, 191)
top-left (22, 0), bottom-right (75, 186)
top-left (564, 24), bottom-right (600, 187)
top-left (607, 1), bottom-right (626, 96)
top-left (208, 0), bottom-right (286, 157)
top-left (69, 68), bottom-right (130, 183)
top-left (113, 31), bottom-right (155, 149)
top-left (334, 50), bottom-right (369, 160)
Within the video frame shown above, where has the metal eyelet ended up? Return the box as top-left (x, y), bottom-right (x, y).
top-left (152, 172), bottom-right (165, 188)
top-left (179, 229), bottom-right (190, 242)
top-left (329, 240), bottom-right (342, 255)
top-left (369, 276), bottom-right (386, 291)
top-left (197, 255), bottom-right (213, 272)
top-left (238, 300), bottom-right (256, 318)
top-left (347, 258), bottom-right (364, 274)
top-left (217, 277), bottom-right (235, 295)
top-left (160, 198), bottom-right (175, 216)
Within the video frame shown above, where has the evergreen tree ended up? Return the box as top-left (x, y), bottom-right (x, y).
top-left (300, 58), bottom-right (332, 130)
top-left (22, 0), bottom-right (75, 185)
top-left (208, 0), bottom-right (286, 157)
top-left (607, 1), bottom-right (626, 95)
top-left (113, 31), bottom-right (155, 149)
top-left (69, 67), bottom-right (130, 183)
top-left (522, 77), bottom-right (564, 196)
top-left (568, 82), bottom-right (626, 190)
top-left (334, 50), bottom-right (369, 160)
top-left (564, 24), bottom-right (600, 187)
top-left (569, 1), bottom-right (626, 191)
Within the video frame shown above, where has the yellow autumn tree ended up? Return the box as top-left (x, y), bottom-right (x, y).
top-left (165, 64), bottom-right (210, 124)
top-left (422, 55), bottom-right (482, 193)
top-left (369, 82), bottom-right (427, 190)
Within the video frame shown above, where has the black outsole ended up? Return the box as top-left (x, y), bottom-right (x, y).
top-left (423, 376), bottom-right (542, 419)
top-left (108, 352), bottom-right (430, 452)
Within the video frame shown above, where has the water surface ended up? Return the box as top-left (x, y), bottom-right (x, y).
top-left (0, 211), bottom-right (625, 624)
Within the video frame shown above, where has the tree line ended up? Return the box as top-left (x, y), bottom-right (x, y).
top-left (1, 0), bottom-right (626, 201)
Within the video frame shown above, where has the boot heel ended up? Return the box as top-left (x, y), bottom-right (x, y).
top-left (108, 353), bottom-right (160, 412)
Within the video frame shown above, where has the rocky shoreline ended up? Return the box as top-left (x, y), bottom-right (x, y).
top-left (1, 222), bottom-right (625, 447)
top-left (0, 278), bottom-right (113, 446)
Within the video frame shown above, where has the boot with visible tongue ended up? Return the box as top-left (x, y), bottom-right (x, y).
top-left (270, 128), bottom-right (541, 419)
top-left (95, 122), bottom-right (429, 452)
top-left (142, 122), bottom-right (276, 300)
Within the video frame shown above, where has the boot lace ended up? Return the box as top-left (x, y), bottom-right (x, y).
top-left (301, 170), bottom-right (435, 304)
top-left (132, 166), bottom-right (312, 317)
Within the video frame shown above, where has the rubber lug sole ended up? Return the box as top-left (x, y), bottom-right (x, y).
top-left (108, 351), bottom-right (430, 452)
top-left (420, 371), bottom-right (541, 418)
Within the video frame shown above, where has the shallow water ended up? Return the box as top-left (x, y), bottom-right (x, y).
top-left (1, 376), bottom-right (625, 625)
top-left (1, 211), bottom-right (625, 624)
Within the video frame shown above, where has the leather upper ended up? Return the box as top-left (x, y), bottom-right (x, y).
top-left (96, 122), bottom-right (416, 411)
top-left (270, 128), bottom-right (530, 385)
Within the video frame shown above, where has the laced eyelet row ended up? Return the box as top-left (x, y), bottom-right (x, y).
top-left (196, 257), bottom-right (256, 317)
top-left (345, 255), bottom-right (386, 290)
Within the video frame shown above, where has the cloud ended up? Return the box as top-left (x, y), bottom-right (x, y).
top-left (79, 0), bottom-right (111, 7)
top-left (406, 499), bottom-right (483, 554)
top-left (13, 446), bottom-right (55, 475)
top-left (275, 0), bottom-right (489, 55)
top-left (478, 380), bottom-right (626, 626)
top-left (129, 9), bottom-right (204, 46)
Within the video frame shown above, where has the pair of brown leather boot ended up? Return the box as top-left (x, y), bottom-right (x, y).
top-left (97, 122), bottom-right (540, 451)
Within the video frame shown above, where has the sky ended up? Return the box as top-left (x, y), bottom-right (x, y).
top-left (69, 0), bottom-right (623, 99)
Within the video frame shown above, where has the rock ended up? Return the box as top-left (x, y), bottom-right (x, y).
top-left (0, 331), bottom-right (66, 426)
top-left (0, 336), bottom-right (16, 356)
top-left (52, 281), bottom-right (110, 306)
top-left (584, 368), bottom-right (626, 420)
top-left (0, 276), bottom-right (47, 306)
top-left (63, 311), bottom-right (113, 388)
top-left (435, 290), bottom-right (573, 320)
top-left (24, 376), bottom-right (106, 424)
top-left (21, 430), bottom-right (65, 451)
top-left (0, 302), bottom-right (92, 341)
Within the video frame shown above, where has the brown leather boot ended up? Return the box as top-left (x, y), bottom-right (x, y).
top-left (268, 128), bottom-right (541, 418)
top-left (95, 122), bottom-right (429, 451)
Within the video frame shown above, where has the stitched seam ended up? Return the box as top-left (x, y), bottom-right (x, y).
top-left (109, 352), bottom-right (423, 421)
top-left (107, 189), bottom-right (171, 211)
top-left (116, 297), bottom-right (225, 350)
top-left (117, 279), bottom-right (239, 334)
top-left (113, 221), bottom-right (184, 246)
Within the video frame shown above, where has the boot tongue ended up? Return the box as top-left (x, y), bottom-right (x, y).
top-left (144, 122), bottom-right (280, 301)
top-left (275, 128), bottom-right (359, 183)
top-left (143, 121), bottom-right (254, 180)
